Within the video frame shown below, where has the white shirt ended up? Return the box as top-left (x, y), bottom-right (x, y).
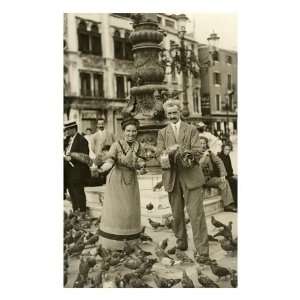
top-left (171, 120), bottom-right (181, 140)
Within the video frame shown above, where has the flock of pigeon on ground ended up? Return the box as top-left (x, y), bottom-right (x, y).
top-left (64, 211), bottom-right (237, 288)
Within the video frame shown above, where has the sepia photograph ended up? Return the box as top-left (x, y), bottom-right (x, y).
top-left (63, 12), bottom-right (237, 288)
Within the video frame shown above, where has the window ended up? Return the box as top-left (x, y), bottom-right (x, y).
top-left (77, 20), bottom-right (102, 56)
top-left (113, 30), bottom-right (133, 60)
top-left (227, 74), bottom-right (232, 89)
top-left (80, 72), bottom-right (104, 97)
top-left (93, 74), bottom-right (104, 97)
top-left (116, 75), bottom-right (125, 98)
top-left (80, 72), bottom-right (91, 96)
top-left (214, 72), bottom-right (221, 85)
top-left (78, 21), bottom-right (89, 53)
top-left (216, 94), bottom-right (221, 111)
top-left (226, 55), bottom-right (232, 64)
top-left (157, 16), bottom-right (162, 24)
top-left (165, 19), bottom-right (175, 28)
top-left (90, 24), bottom-right (102, 55)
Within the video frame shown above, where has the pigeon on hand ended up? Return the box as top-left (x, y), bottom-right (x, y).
top-left (159, 238), bottom-right (168, 250)
top-left (230, 269), bottom-right (238, 288)
top-left (153, 273), bottom-right (181, 288)
top-left (196, 268), bottom-right (219, 288)
top-left (175, 249), bottom-right (194, 264)
top-left (209, 260), bottom-right (231, 280)
top-left (181, 270), bottom-right (195, 288)
top-left (211, 216), bottom-right (226, 228)
top-left (148, 218), bottom-right (164, 230)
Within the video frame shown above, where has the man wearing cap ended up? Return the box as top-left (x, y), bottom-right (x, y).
top-left (64, 121), bottom-right (90, 213)
top-left (156, 99), bottom-right (210, 264)
top-left (197, 122), bottom-right (222, 154)
top-left (90, 118), bottom-right (115, 157)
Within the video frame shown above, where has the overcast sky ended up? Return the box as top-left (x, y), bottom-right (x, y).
top-left (187, 13), bottom-right (237, 51)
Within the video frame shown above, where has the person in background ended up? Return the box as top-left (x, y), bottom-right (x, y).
top-left (198, 136), bottom-right (237, 212)
top-left (218, 143), bottom-right (238, 207)
top-left (83, 128), bottom-right (95, 159)
top-left (64, 121), bottom-right (90, 214)
top-left (197, 122), bottom-right (222, 154)
top-left (90, 118), bottom-right (115, 157)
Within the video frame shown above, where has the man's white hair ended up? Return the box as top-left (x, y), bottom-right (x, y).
top-left (163, 99), bottom-right (182, 113)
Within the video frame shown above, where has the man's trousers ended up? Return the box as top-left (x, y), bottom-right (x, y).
top-left (168, 174), bottom-right (209, 256)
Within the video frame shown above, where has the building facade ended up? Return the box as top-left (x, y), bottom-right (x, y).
top-left (63, 13), bottom-right (202, 137)
top-left (198, 47), bottom-right (238, 134)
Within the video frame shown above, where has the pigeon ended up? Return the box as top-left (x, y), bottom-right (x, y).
top-left (196, 268), bottom-right (219, 288)
top-left (211, 216), bottom-right (226, 228)
top-left (220, 238), bottom-right (236, 254)
top-left (97, 244), bottom-right (109, 258)
top-left (230, 269), bottom-right (237, 288)
top-left (79, 257), bottom-right (91, 278)
top-left (140, 233), bottom-right (153, 242)
top-left (155, 246), bottom-right (173, 261)
top-left (68, 242), bottom-right (85, 256)
top-left (164, 217), bottom-right (174, 230)
top-left (153, 180), bottom-right (163, 191)
top-left (129, 277), bottom-right (152, 288)
top-left (135, 245), bottom-right (152, 258)
top-left (167, 246), bottom-right (176, 255)
top-left (209, 261), bottom-right (231, 280)
top-left (148, 218), bottom-right (164, 229)
top-left (85, 234), bottom-right (99, 246)
top-left (124, 258), bottom-right (143, 270)
top-left (214, 221), bottom-right (233, 241)
top-left (86, 256), bottom-right (97, 269)
top-left (159, 238), bottom-right (168, 250)
top-left (153, 273), bottom-right (181, 288)
top-left (175, 249), bottom-right (194, 264)
top-left (181, 270), bottom-right (195, 288)
top-left (123, 241), bottom-right (135, 255)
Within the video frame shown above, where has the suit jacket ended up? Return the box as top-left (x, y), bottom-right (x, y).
top-left (217, 152), bottom-right (233, 178)
top-left (90, 130), bottom-right (115, 156)
top-left (64, 133), bottom-right (90, 186)
top-left (156, 121), bottom-right (206, 192)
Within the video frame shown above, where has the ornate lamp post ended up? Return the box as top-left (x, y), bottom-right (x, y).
top-left (160, 15), bottom-right (220, 118)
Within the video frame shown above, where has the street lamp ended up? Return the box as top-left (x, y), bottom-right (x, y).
top-left (159, 18), bottom-right (220, 118)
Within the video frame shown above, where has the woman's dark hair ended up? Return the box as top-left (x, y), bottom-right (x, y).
top-left (121, 115), bottom-right (140, 130)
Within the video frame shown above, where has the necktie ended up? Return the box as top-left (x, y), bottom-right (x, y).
top-left (175, 124), bottom-right (179, 141)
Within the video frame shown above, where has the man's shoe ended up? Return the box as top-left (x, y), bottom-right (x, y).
top-left (224, 205), bottom-right (237, 213)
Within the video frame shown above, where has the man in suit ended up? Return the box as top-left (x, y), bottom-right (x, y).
top-left (90, 118), bottom-right (115, 157)
top-left (64, 121), bottom-right (90, 213)
top-left (156, 99), bottom-right (210, 263)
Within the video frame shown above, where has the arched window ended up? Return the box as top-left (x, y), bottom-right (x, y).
top-left (113, 29), bottom-right (133, 60)
top-left (114, 30), bottom-right (123, 59)
top-left (90, 24), bottom-right (102, 55)
top-left (77, 20), bottom-right (89, 53)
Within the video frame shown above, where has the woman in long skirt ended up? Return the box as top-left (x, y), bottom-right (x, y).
top-left (97, 116), bottom-right (153, 250)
